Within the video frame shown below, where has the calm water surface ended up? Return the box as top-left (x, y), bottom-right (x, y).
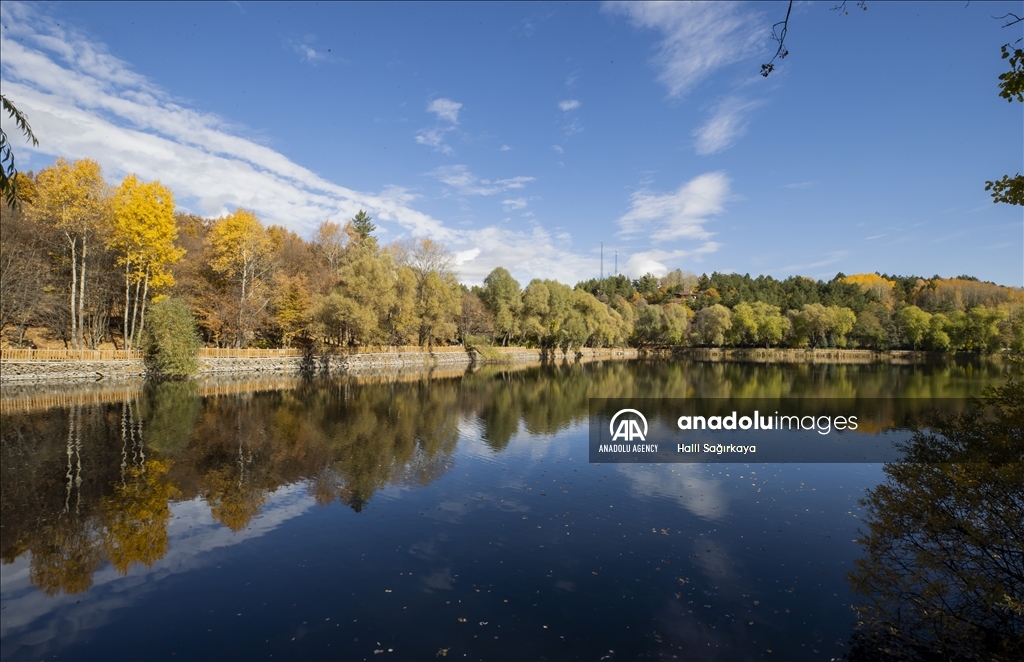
top-left (0, 359), bottom-right (1014, 661)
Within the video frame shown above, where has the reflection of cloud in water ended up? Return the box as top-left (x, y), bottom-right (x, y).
top-left (617, 465), bottom-right (728, 521)
top-left (456, 416), bottom-right (583, 464)
top-left (421, 567), bottom-right (455, 592)
top-left (0, 483), bottom-right (313, 650)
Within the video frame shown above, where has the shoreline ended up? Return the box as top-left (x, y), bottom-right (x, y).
top-left (0, 345), bottom-right (1006, 388)
top-left (0, 347), bottom-right (638, 386)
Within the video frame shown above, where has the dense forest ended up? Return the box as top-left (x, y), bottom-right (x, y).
top-left (2, 158), bottom-right (1022, 354)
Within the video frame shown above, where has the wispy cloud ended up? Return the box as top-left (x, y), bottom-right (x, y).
top-left (415, 98), bottom-right (462, 153)
top-left (0, 3), bottom-right (450, 240)
top-left (617, 172), bottom-right (729, 242)
top-left (558, 99), bottom-right (581, 111)
top-left (0, 3), bottom-right (605, 288)
top-left (431, 165), bottom-right (534, 196)
top-left (604, 1), bottom-right (764, 98)
top-left (502, 197), bottom-right (528, 211)
top-left (289, 35), bottom-right (328, 65)
top-left (427, 97), bottom-right (462, 124)
top-left (499, 144), bottom-right (512, 151)
top-left (784, 181), bottom-right (816, 189)
top-left (693, 97), bottom-right (761, 155)
top-left (415, 127), bottom-right (454, 154)
top-left (774, 251), bottom-right (850, 275)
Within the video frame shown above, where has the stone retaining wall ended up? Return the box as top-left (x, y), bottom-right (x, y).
top-left (642, 347), bottom-right (946, 364)
top-left (1, 347), bottom-right (640, 384)
top-left (0, 359), bottom-right (146, 383)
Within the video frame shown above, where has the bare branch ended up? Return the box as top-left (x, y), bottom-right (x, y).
top-left (760, 0), bottom-right (793, 77)
top-left (830, 1), bottom-right (867, 15)
top-left (993, 12), bottom-right (1023, 28)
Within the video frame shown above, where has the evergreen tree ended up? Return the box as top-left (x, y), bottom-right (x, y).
top-left (351, 210), bottom-right (376, 240)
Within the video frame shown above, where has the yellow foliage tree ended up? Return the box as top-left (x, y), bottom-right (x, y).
top-left (109, 175), bottom-right (184, 350)
top-left (207, 209), bottom-right (275, 347)
top-left (30, 158), bottom-right (109, 349)
top-left (844, 273), bottom-right (896, 308)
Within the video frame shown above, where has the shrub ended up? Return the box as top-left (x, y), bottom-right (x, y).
top-left (144, 297), bottom-right (200, 377)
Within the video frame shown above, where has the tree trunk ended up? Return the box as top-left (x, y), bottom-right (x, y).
top-left (77, 235), bottom-right (88, 351)
top-left (123, 262), bottom-right (132, 351)
top-left (67, 233), bottom-right (79, 350)
top-left (137, 268), bottom-right (150, 346)
top-left (129, 276), bottom-right (142, 350)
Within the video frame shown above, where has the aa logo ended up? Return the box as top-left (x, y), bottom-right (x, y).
top-left (610, 409), bottom-right (648, 442)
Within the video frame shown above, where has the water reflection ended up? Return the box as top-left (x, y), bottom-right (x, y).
top-left (0, 358), bottom-right (1019, 659)
top-left (847, 380), bottom-right (1024, 661)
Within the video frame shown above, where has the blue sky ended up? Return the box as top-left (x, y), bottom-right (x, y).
top-left (1, 1), bottom-right (1021, 286)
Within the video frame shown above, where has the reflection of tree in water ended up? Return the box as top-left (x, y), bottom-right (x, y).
top-left (847, 380), bottom-right (1023, 661)
top-left (303, 379), bottom-right (461, 511)
top-left (2, 359), bottom-right (1018, 598)
top-left (102, 459), bottom-right (179, 573)
top-left (28, 517), bottom-right (102, 596)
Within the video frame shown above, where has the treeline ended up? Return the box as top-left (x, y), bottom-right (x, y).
top-left (2, 158), bottom-right (1022, 353)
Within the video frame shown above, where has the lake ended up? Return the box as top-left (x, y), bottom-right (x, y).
top-left (0, 358), bottom-right (1016, 661)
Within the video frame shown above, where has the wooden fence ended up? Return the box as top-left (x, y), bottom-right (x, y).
top-left (1, 345), bottom-right (472, 362)
top-left (1, 349), bottom-right (145, 361)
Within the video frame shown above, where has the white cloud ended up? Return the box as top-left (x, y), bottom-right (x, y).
top-left (552, 145), bottom-right (564, 154)
top-left (0, 3), bottom-right (609, 288)
top-left (502, 197), bottom-right (528, 211)
top-left (558, 99), bottom-right (581, 111)
top-left (455, 223), bottom-right (595, 285)
top-left (415, 127), bottom-right (454, 154)
top-left (617, 172), bottom-right (729, 242)
top-left (499, 144), bottom-right (512, 151)
top-left (290, 35), bottom-right (327, 65)
top-left (604, 1), bottom-right (763, 97)
top-left (623, 245), bottom-right (720, 278)
top-left (0, 4), bottom-right (453, 241)
top-left (427, 97), bottom-right (462, 124)
top-left (431, 165), bottom-right (534, 196)
top-left (415, 98), bottom-right (462, 152)
top-left (693, 97), bottom-right (761, 155)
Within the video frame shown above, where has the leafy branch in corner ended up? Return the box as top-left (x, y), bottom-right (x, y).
top-left (1, 94), bottom-right (40, 209)
top-left (985, 12), bottom-right (1024, 205)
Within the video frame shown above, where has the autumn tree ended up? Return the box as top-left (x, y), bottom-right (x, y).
top-left (313, 224), bottom-right (399, 346)
top-left (418, 270), bottom-right (461, 348)
top-left (207, 209), bottom-right (275, 347)
top-left (312, 219), bottom-right (347, 274)
top-left (692, 304), bottom-right (732, 346)
top-left (481, 267), bottom-right (522, 346)
top-left (395, 238), bottom-right (460, 347)
top-left (30, 158), bottom-right (111, 349)
top-left (0, 178), bottom-right (59, 345)
top-left (457, 290), bottom-right (494, 346)
top-left (109, 175), bottom-right (184, 350)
